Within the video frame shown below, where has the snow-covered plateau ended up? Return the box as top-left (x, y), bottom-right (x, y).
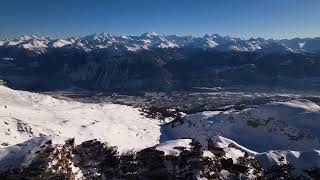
top-left (0, 85), bottom-right (320, 179)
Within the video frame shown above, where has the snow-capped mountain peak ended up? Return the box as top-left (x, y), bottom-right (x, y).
top-left (1, 33), bottom-right (320, 54)
top-left (140, 32), bottom-right (159, 38)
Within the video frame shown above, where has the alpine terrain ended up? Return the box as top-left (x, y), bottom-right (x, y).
top-left (0, 33), bottom-right (320, 179)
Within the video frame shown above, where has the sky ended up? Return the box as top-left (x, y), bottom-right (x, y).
top-left (0, 0), bottom-right (319, 39)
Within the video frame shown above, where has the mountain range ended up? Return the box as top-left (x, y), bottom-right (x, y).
top-left (1, 33), bottom-right (320, 92)
top-left (1, 32), bottom-right (320, 54)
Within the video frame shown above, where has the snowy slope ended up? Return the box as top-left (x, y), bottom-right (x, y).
top-left (155, 139), bottom-right (192, 156)
top-left (0, 137), bottom-right (51, 170)
top-left (0, 86), bottom-right (161, 153)
top-left (163, 99), bottom-right (320, 172)
top-left (1, 85), bottom-right (320, 178)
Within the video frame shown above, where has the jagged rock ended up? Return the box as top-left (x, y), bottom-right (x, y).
top-left (73, 139), bottom-right (119, 179)
top-left (0, 138), bottom-right (76, 179)
top-left (0, 80), bottom-right (8, 87)
top-left (136, 148), bottom-right (169, 179)
top-left (0, 138), bottom-right (318, 179)
top-left (119, 150), bottom-right (139, 179)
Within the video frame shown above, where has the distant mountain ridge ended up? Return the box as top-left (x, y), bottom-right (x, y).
top-left (1, 32), bottom-right (320, 55)
top-left (1, 32), bottom-right (320, 92)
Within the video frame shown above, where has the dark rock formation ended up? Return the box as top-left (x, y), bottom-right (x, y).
top-left (0, 138), bottom-right (319, 179)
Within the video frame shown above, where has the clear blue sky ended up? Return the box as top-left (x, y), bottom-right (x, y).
top-left (0, 0), bottom-right (319, 39)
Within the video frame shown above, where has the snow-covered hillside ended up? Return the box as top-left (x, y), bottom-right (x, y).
top-left (0, 85), bottom-right (320, 179)
top-left (163, 99), bottom-right (320, 175)
top-left (0, 85), bottom-right (161, 153)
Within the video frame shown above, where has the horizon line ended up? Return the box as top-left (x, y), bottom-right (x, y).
top-left (1, 32), bottom-right (320, 41)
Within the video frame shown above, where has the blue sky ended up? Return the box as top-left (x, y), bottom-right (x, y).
top-left (0, 0), bottom-right (319, 39)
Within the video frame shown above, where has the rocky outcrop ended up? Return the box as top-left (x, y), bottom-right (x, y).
top-left (73, 139), bottom-right (119, 179)
top-left (3, 138), bottom-right (319, 179)
top-left (0, 139), bottom-right (76, 179)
